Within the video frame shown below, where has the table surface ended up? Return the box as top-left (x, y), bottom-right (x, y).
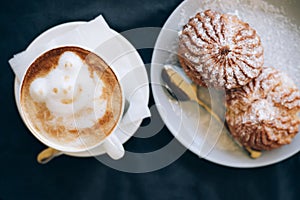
top-left (0, 0), bottom-right (299, 199)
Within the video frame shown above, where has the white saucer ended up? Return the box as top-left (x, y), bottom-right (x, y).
top-left (14, 21), bottom-right (149, 157)
top-left (151, 0), bottom-right (300, 168)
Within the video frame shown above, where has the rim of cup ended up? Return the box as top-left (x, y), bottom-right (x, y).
top-left (17, 46), bottom-right (126, 153)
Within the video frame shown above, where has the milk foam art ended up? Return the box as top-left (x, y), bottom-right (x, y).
top-left (29, 51), bottom-right (107, 130)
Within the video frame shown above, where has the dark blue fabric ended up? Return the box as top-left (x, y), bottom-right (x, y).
top-left (0, 0), bottom-right (299, 199)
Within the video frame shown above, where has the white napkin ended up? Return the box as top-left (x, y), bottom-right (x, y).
top-left (9, 15), bottom-right (151, 125)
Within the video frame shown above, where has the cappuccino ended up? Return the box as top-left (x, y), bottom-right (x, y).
top-left (20, 46), bottom-right (123, 150)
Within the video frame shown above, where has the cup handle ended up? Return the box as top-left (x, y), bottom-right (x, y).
top-left (103, 135), bottom-right (125, 160)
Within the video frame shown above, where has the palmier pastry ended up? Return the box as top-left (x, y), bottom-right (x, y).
top-left (226, 67), bottom-right (300, 151)
top-left (178, 9), bottom-right (264, 89)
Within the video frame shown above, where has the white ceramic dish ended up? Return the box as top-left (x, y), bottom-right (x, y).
top-left (14, 21), bottom-right (150, 157)
top-left (151, 0), bottom-right (300, 168)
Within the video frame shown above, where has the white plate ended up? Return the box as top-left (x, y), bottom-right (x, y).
top-left (14, 21), bottom-right (149, 157)
top-left (151, 0), bottom-right (300, 168)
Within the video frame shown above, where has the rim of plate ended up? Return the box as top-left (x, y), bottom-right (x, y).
top-left (150, 0), bottom-right (300, 168)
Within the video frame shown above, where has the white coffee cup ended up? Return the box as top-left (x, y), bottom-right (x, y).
top-left (15, 46), bottom-right (125, 160)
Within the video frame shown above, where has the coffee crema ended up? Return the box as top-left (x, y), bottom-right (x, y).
top-left (20, 46), bottom-right (123, 150)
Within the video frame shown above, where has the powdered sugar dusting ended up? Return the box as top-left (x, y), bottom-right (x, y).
top-left (165, 0), bottom-right (300, 151)
top-left (179, 9), bottom-right (264, 89)
top-left (226, 67), bottom-right (300, 150)
top-left (176, 0), bottom-right (300, 87)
